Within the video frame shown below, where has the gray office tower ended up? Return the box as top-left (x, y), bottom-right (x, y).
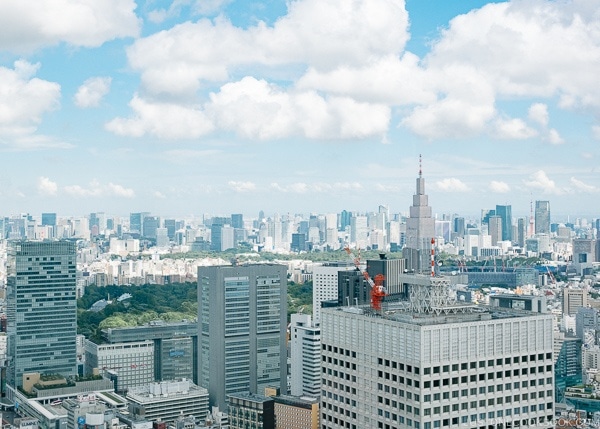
top-left (7, 241), bottom-right (78, 388)
top-left (535, 201), bottom-right (550, 234)
top-left (198, 264), bottom-right (288, 410)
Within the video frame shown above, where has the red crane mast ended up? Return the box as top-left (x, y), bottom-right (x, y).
top-left (343, 246), bottom-right (386, 311)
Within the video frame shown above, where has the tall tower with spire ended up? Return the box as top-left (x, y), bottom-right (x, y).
top-left (404, 155), bottom-right (436, 273)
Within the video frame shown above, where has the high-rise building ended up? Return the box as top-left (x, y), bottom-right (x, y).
top-left (143, 215), bottom-right (161, 239)
top-left (495, 205), bottom-right (512, 242)
top-left (7, 241), bottom-right (78, 388)
top-left (320, 274), bottom-right (555, 429)
top-left (313, 262), bottom-right (354, 324)
top-left (231, 214), bottom-right (244, 229)
top-left (554, 333), bottom-right (583, 403)
top-left (453, 217), bottom-right (465, 238)
top-left (129, 212), bottom-right (150, 235)
top-left (41, 213), bottom-right (57, 227)
top-left (535, 201), bottom-right (551, 234)
top-left (290, 314), bottom-right (321, 398)
top-left (516, 217), bottom-right (526, 248)
top-left (488, 215), bottom-right (503, 246)
top-left (563, 287), bottom-right (588, 316)
top-left (404, 159), bottom-right (435, 273)
top-left (198, 264), bottom-right (288, 410)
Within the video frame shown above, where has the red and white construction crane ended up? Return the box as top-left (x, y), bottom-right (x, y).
top-left (343, 246), bottom-right (386, 311)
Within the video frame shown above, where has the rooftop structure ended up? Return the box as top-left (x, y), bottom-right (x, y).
top-left (127, 379), bottom-right (209, 425)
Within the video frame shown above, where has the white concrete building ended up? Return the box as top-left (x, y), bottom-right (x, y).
top-left (84, 340), bottom-right (154, 392)
top-left (127, 379), bottom-right (209, 425)
top-left (312, 262), bottom-right (354, 324)
top-left (321, 275), bottom-right (555, 429)
top-left (290, 314), bottom-right (321, 398)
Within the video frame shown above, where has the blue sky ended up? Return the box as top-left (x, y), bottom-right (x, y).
top-left (0, 0), bottom-right (599, 221)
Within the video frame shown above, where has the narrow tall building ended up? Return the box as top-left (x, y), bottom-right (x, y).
top-left (535, 201), bottom-right (551, 234)
top-left (290, 314), bottom-right (321, 398)
top-left (7, 241), bottom-right (78, 388)
top-left (495, 205), bottom-right (513, 242)
top-left (198, 264), bottom-right (288, 410)
top-left (404, 157), bottom-right (435, 273)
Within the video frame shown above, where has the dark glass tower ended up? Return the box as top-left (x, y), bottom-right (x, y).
top-left (495, 204), bottom-right (512, 242)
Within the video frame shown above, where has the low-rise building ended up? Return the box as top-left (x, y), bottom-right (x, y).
top-left (127, 379), bottom-right (209, 425)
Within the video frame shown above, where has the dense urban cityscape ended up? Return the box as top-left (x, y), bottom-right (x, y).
top-left (0, 167), bottom-right (598, 428)
top-left (2, 0), bottom-right (600, 428)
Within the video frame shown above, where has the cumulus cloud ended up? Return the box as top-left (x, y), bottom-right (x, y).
top-left (433, 178), bottom-right (470, 192)
top-left (64, 180), bottom-right (135, 198)
top-left (126, 0), bottom-right (409, 96)
top-left (228, 181), bottom-right (256, 192)
top-left (74, 77), bottom-right (112, 108)
top-left (0, 0), bottom-right (140, 52)
top-left (37, 177), bottom-right (58, 196)
top-left (570, 177), bottom-right (599, 193)
top-left (524, 170), bottom-right (564, 195)
top-left (494, 118), bottom-right (537, 140)
top-left (528, 103), bottom-right (549, 127)
top-left (547, 129), bottom-right (564, 145)
top-left (108, 0), bottom-right (600, 142)
top-left (0, 60), bottom-right (60, 140)
top-left (489, 181), bottom-right (510, 193)
top-left (270, 182), bottom-right (362, 193)
top-left (105, 95), bottom-right (214, 139)
top-left (208, 77), bottom-right (390, 140)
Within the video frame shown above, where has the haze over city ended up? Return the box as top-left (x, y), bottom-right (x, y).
top-left (1, 0), bottom-right (599, 218)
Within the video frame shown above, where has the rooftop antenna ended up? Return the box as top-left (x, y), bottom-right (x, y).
top-left (419, 153), bottom-right (422, 178)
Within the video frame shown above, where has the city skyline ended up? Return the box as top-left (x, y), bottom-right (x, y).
top-left (1, 1), bottom-right (599, 217)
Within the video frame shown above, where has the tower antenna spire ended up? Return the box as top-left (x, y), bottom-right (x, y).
top-left (419, 154), bottom-right (422, 177)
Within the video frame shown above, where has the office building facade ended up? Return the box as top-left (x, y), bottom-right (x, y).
top-left (198, 264), bottom-right (288, 410)
top-left (535, 201), bottom-right (550, 234)
top-left (290, 314), bottom-right (321, 398)
top-left (313, 262), bottom-right (354, 324)
top-left (321, 275), bottom-right (555, 429)
top-left (7, 241), bottom-right (78, 388)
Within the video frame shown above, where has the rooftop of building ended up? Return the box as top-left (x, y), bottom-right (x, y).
top-left (272, 395), bottom-right (319, 409)
top-left (126, 379), bottom-right (207, 403)
top-left (328, 274), bottom-right (551, 326)
top-left (227, 392), bottom-right (274, 404)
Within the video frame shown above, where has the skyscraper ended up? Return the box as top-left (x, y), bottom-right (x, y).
top-left (320, 274), bottom-right (555, 429)
top-left (535, 201), bottom-right (551, 234)
top-left (7, 241), bottom-right (78, 388)
top-left (495, 205), bottom-right (512, 242)
top-left (404, 158), bottom-right (435, 273)
top-left (198, 264), bottom-right (288, 410)
top-left (488, 215), bottom-right (503, 246)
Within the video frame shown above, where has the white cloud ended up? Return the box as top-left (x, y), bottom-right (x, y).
top-left (127, 0), bottom-right (409, 96)
top-left (570, 177), bottom-right (599, 193)
top-left (107, 183), bottom-right (135, 198)
top-left (426, 1), bottom-right (600, 110)
top-left (153, 191), bottom-right (166, 199)
top-left (0, 0), bottom-right (140, 52)
top-left (0, 61), bottom-right (60, 141)
top-left (74, 77), bottom-right (112, 108)
top-left (270, 181), bottom-right (362, 193)
top-left (433, 178), bottom-right (470, 192)
top-left (528, 103), bottom-right (549, 127)
top-left (105, 95), bottom-right (214, 139)
top-left (37, 177), bottom-right (58, 196)
top-left (228, 181), bottom-right (256, 192)
top-left (207, 77), bottom-right (390, 140)
top-left (63, 180), bottom-right (135, 198)
top-left (489, 181), bottom-right (510, 193)
top-left (494, 117), bottom-right (537, 140)
top-left (547, 128), bottom-right (564, 145)
top-left (524, 170), bottom-right (564, 195)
